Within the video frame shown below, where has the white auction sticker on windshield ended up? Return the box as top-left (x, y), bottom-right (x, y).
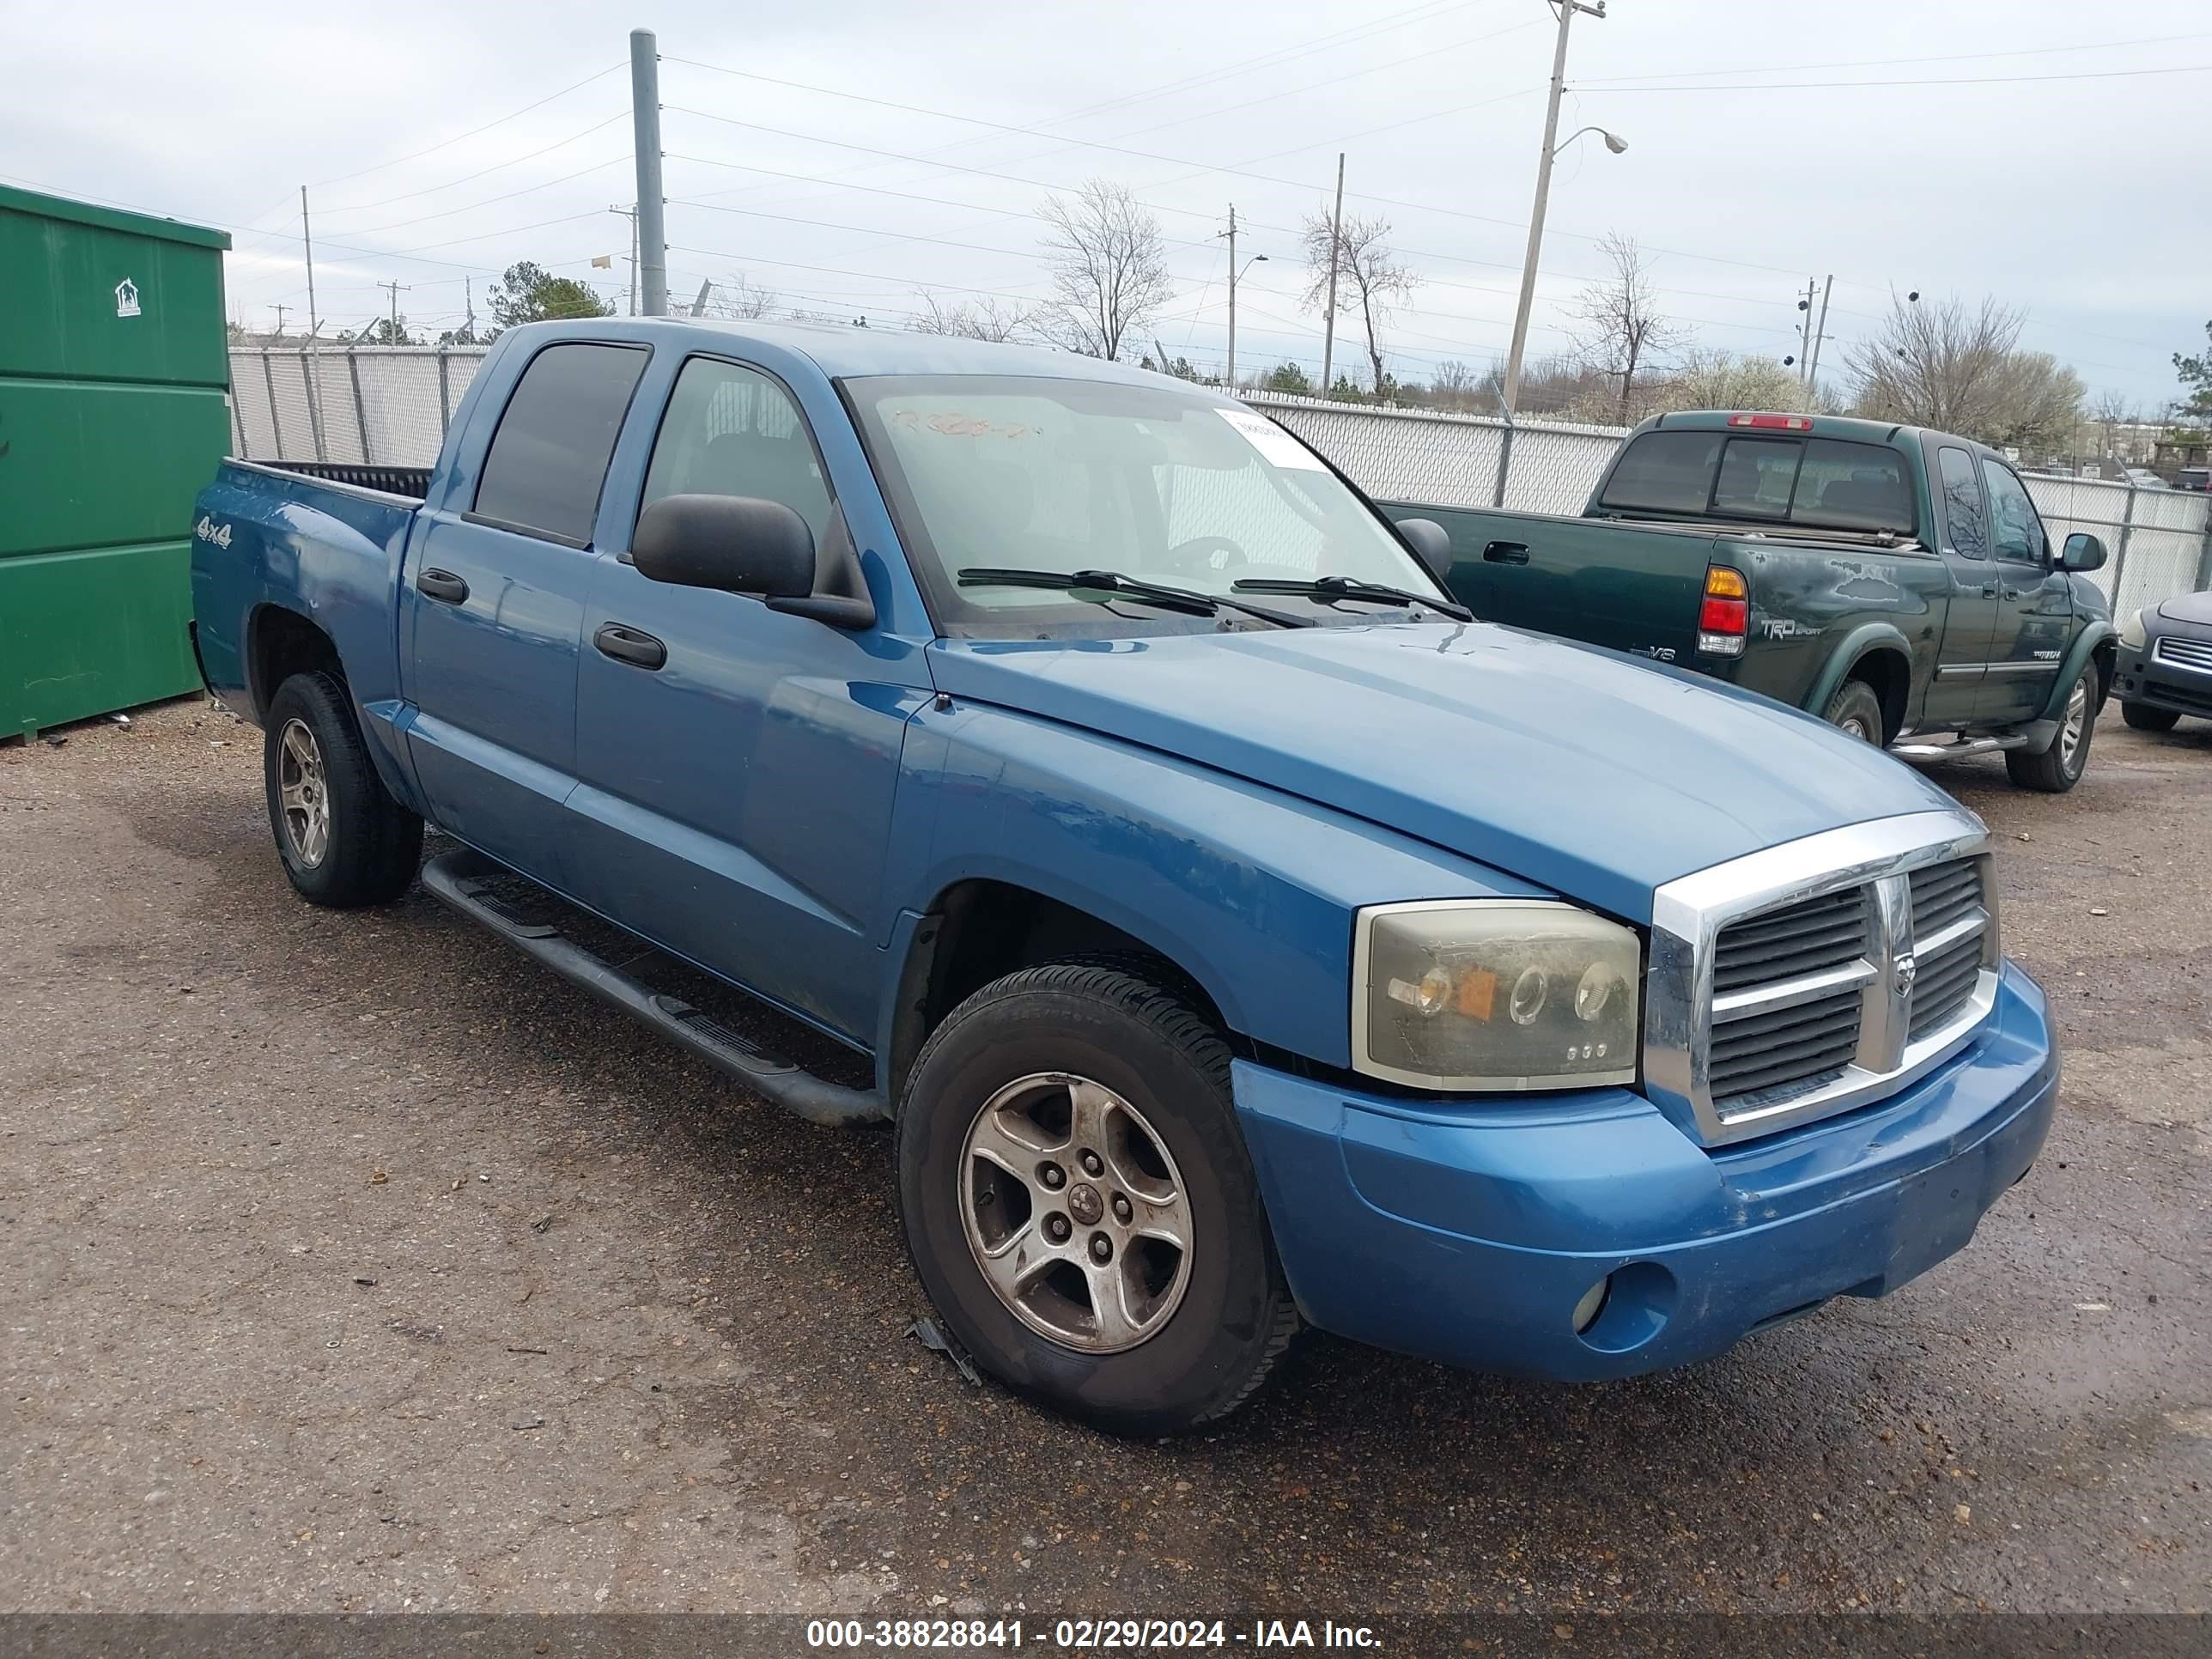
top-left (1215, 407), bottom-right (1327, 471)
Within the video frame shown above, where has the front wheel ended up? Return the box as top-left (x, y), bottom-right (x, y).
top-left (896, 963), bottom-right (1297, 1435)
top-left (263, 671), bottom-right (424, 906)
top-left (2006, 670), bottom-right (2098, 793)
top-left (2121, 701), bottom-right (2180, 733)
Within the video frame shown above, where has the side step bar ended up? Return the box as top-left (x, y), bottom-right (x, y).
top-left (1889, 732), bottom-right (2033, 762)
top-left (419, 850), bottom-right (888, 1129)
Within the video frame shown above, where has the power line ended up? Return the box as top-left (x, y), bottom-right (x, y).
top-left (1590, 63), bottom-right (2212, 94)
top-left (1577, 29), bottom-right (2212, 86)
top-left (335, 157), bottom-right (630, 238)
top-left (313, 112), bottom-right (632, 215)
top-left (307, 62), bottom-right (626, 188)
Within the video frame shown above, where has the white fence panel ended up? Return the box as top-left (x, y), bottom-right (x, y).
top-left (228, 348), bottom-right (2210, 609)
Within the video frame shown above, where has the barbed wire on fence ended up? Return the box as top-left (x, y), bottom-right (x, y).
top-left (228, 346), bottom-right (2211, 615)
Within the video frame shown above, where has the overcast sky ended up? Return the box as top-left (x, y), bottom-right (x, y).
top-left (6, 0), bottom-right (2204, 409)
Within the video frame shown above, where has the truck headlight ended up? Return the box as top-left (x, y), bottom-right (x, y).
top-left (2119, 608), bottom-right (2148, 650)
top-left (1352, 901), bottom-right (1641, 1091)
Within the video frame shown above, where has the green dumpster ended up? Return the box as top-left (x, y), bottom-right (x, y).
top-left (0, 183), bottom-right (231, 740)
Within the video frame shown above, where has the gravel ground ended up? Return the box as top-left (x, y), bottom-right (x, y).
top-left (1, 698), bottom-right (2206, 1621)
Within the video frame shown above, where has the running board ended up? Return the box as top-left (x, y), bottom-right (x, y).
top-left (1889, 732), bottom-right (2034, 762)
top-left (418, 850), bottom-right (887, 1128)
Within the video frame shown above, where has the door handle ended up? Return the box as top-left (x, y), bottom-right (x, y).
top-left (1483, 540), bottom-right (1531, 565)
top-left (2001, 586), bottom-right (2030, 601)
top-left (1979, 581), bottom-right (1999, 599)
top-left (416, 568), bottom-right (469, 605)
top-left (594, 622), bottom-right (667, 671)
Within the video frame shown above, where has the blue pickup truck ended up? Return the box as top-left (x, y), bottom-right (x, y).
top-left (189, 319), bottom-right (2058, 1433)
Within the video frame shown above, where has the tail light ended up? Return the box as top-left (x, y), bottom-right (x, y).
top-left (1725, 413), bottom-right (1814, 431)
top-left (1698, 566), bottom-right (1747, 657)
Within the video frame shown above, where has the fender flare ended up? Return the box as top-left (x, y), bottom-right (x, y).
top-left (2038, 620), bottom-right (2118, 721)
top-left (1800, 622), bottom-right (1916, 720)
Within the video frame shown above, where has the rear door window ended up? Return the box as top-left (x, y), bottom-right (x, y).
top-left (472, 342), bottom-right (649, 546)
top-left (1937, 447), bottom-right (1988, 559)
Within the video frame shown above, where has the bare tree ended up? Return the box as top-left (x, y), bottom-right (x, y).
top-left (1566, 233), bottom-right (1686, 423)
top-left (909, 291), bottom-right (1038, 343)
top-left (1037, 179), bottom-right (1174, 361)
top-left (1429, 359), bottom-right (1482, 412)
top-left (1845, 294), bottom-right (2083, 451)
top-left (1299, 210), bottom-right (1419, 397)
top-left (1641, 348), bottom-right (1813, 420)
top-left (699, 274), bottom-right (778, 320)
top-left (2091, 387), bottom-right (2138, 462)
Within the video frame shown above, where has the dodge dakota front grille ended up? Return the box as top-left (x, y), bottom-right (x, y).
top-left (1708, 888), bottom-right (1869, 1110)
top-left (1906, 860), bottom-right (1987, 1040)
top-left (1645, 811), bottom-right (2002, 1147)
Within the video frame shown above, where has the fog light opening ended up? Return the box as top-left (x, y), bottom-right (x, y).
top-left (1571, 1274), bottom-right (1613, 1334)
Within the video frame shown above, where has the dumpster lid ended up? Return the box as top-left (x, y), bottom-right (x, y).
top-left (0, 182), bottom-right (230, 252)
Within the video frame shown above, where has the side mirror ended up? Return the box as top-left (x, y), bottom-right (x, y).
top-left (1394, 517), bottom-right (1455, 586)
top-left (632, 494), bottom-right (815, 599)
top-left (2059, 532), bottom-right (2107, 574)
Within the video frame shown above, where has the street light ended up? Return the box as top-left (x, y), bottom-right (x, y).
top-left (1499, 0), bottom-right (1617, 428)
top-left (1229, 252), bottom-right (1267, 389)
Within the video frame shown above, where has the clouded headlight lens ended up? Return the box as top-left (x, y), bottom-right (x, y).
top-left (2119, 608), bottom-right (2148, 650)
top-left (1354, 901), bottom-right (1641, 1091)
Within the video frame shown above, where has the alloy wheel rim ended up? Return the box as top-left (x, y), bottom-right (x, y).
top-left (957, 1072), bottom-right (1194, 1353)
top-left (2061, 682), bottom-right (2088, 768)
top-left (277, 719), bottom-right (331, 868)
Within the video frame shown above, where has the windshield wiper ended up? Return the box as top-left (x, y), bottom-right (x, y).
top-left (957, 568), bottom-right (1312, 629)
top-left (1232, 574), bottom-right (1474, 622)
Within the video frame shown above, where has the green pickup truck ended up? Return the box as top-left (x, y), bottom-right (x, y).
top-left (1383, 411), bottom-right (2118, 792)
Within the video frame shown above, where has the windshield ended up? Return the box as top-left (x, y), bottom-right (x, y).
top-left (845, 374), bottom-right (1447, 633)
top-left (1598, 431), bottom-right (1917, 538)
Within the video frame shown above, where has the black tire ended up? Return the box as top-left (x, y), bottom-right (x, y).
top-left (2006, 666), bottom-right (2099, 793)
top-left (2122, 701), bottom-right (2180, 733)
top-left (1821, 678), bottom-right (1886, 745)
top-left (263, 671), bottom-right (423, 907)
top-left (896, 962), bottom-right (1297, 1435)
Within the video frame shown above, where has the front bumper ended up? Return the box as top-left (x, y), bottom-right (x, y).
top-left (2114, 638), bottom-right (2212, 720)
top-left (1233, 962), bottom-right (2057, 1381)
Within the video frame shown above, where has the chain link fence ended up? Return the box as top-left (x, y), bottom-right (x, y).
top-left (229, 347), bottom-right (2212, 615)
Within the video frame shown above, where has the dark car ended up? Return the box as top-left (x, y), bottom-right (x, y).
top-left (2114, 590), bottom-right (2212, 730)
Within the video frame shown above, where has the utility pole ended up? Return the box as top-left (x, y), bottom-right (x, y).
top-left (1795, 278), bottom-right (1820, 383)
top-left (378, 279), bottom-right (410, 343)
top-left (1804, 274), bottom-right (1834, 392)
top-left (1219, 204), bottom-right (1267, 392)
top-left (271, 303), bottom-right (290, 337)
top-left (1320, 152), bottom-right (1346, 398)
top-left (1501, 0), bottom-right (1607, 420)
top-left (1224, 205), bottom-right (1240, 389)
top-left (691, 277), bottom-right (714, 318)
top-left (609, 204), bottom-right (639, 314)
top-left (630, 28), bottom-right (667, 317)
top-left (300, 185), bottom-right (327, 460)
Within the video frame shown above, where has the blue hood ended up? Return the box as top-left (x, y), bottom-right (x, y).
top-left (928, 622), bottom-right (1961, 923)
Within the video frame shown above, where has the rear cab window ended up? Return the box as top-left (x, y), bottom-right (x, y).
top-left (471, 341), bottom-right (651, 547)
top-left (1598, 430), bottom-right (1917, 538)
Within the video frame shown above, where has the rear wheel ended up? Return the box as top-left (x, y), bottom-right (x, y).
top-left (896, 962), bottom-right (1297, 1435)
top-left (2122, 701), bottom-right (2180, 733)
top-left (1821, 678), bottom-right (1886, 745)
top-left (263, 672), bottom-right (423, 907)
top-left (2006, 670), bottom-right (2098, 793)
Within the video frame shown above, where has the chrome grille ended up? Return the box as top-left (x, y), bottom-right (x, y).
top-left (2153, 634), bottom-right (2212, 674)
top-left (1907, 860), bottom-right (1986, 1040)
top-left (1645, 811), bottom-right (2002, 1148)
top-left (1709, 888), bottom-right (1868, 1110)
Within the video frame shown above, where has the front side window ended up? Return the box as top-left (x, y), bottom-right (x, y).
top-left (641, 356), bottom-right (833, 540)
top-left (845, 374), bottom-right (1443, 633)
top-left (472, 342), bottom-right (648, 545)
top-left (1978, 458), bottom-right (2045, 564)
top-left (1937, 447), bottom-right (1988, 560)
